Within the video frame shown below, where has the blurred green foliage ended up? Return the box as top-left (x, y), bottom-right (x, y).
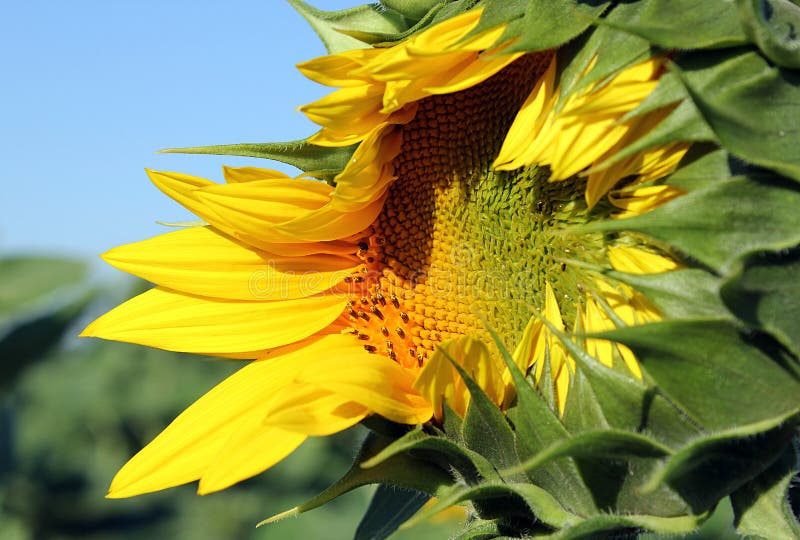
top-left (0, 256), bottom-right (461, 539)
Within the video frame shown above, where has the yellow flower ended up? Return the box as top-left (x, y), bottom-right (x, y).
top-left (83, 7), bottom-right (690, 498)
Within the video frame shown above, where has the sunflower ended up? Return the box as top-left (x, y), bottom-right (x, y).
top-left (83, 7), bottom-right (691, 498)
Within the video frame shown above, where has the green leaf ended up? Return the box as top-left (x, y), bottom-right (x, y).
top-left (602, 0), bottom-right (749, 49)
top-left (380, 0), bottom-right (441, 21)
top-left (502, 0), bottom-right (610, 53)
top-left (644, 420), bottom-right (798, 514)
top-left (664, 147), bottom-right (736, 193)
top-left (160, 139), bottom-right (357, 182)
top-left (507, 430), bottom-right (671, 478)
top-left (258, 431), bottom-right (454, 526)
top-left (675, 49), bottom-right (800, 182)
top-left (0, 257), bottom-right (87, 324)
top-left (484, 326), bottom-right (598, 516)
top-left (446, 357), bottom-right (521, 480)
top-left (721, 248), bottom-right (800, 358)
top-left (287, 0), bottom-right (407, 53)
top-left (584, 174), bottom-right (800, 274)
top-left (737, 0), bottom-right (800, 69)
top-left (405, 482), bottom-right (577, 530)
top-left (354, 485), bottom-right (430, 540)
top-left (591, 98), bottom-right (716, 170)
top-left (555, 17), bottom-right (651, 104)
top-left (731, 442), bottom-right (800, 539)
top-left (468, 0), bottom-right (525, 39)
top-left (451, 520), bottom-right (507, 540)
top-left (598, 320), bottom-right (800, 430)
top-left (360, 426), bottom-right (498, 485)
top-left (549, 511), bottom-right (709, 539)
top-left (605, 269), bottom-right (730, 321)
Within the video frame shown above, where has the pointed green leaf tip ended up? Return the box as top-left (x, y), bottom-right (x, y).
top-left (288, 0), bottom-right (407, 53)
top-left (160, 139), bottom-right (357, 182)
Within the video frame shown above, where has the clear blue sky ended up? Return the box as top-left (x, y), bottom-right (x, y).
top-left (1, 0), bottom-right (357, 259)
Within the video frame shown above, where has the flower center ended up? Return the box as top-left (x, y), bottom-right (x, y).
top-left (345, 52), bottom-right (612, 367)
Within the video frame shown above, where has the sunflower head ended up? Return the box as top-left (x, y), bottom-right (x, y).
top-left (84, 1), bottom-right (800, 537)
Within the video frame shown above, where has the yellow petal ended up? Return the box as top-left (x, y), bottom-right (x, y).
top-left (106, 337), bottom-right (325, 498)
top-left (102, 226), bottom-right (359, 300)
top-left (263, 386), bottom-right (369, 436)
top-left (414, 336), bottom-right (502, 421)
top-left (81, 287), bottom-right (345, 354)
top-left (297, 48), bottom-right (383, 87)
top-left (607, 245), bottom-right (679, 275)
top-left (222, 166), bottom-right (293, 183)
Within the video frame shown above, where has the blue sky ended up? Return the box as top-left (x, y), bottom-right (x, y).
top-left (1, 0), bottom-right (357, 259)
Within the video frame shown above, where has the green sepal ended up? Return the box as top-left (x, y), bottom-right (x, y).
top-left (545, 511), bottom-right (709, 540)
top-left (539, 319), bottom-right (649, 433)
top-left (506, 430), bottom-right (672, 478)
top-left (467, 0), bottom-right (525, 40)
top-left (257, 431), bottom-right (453, 526)
top-left (589, 98), bottom-right (716, 171)
top-left (663, 147), bottom-right (735, 193)
top-left (620, 70), bottom-right (688, 122)
top-left (360, 425), bottom-right (499, 485)
top-left (404, 482), bottom-right (577, 530)
top-left (484, 326), bottom-right (598, 516)
top-left (444, 354), bottom-right (522, 480)
top-left (674, 49), bottom-right (800, 182)
top-left (287, 0), bottom-right (407, 53)
top-left (555, 16), bottom-right (651, 105)
top-left (643, 419), bottom-right (798, 514)
top-left (604, 269), bottom-right (730, 321)
top-left (599, 0), bottom-right (749, 50)
top-left (441, 401), bottom-right (465, 444)
top-left (583, 174), bottom-right (800, 274)
top-left (721, 248), bottom-right (800, 358)
top-left (451, 520), bottom-right (508, 540)
top-left (561, 369), bottom-right (607, 434)
top-left (731, 442), bottom-right (800, 539)
top-left (160, 139), bottom-right (357, 182)
top-left (499, 0), bottom-right (610, 54)
top-left (596, 320), bottom-right (800, 431)
top-left (736, 0), bottom-right (800, 69)
top-left (380, 0), bottom-right (441, 21)
top-left (353, 484), bottom-right (430, 540)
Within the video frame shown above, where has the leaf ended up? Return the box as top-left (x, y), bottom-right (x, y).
top-left (675, 49), bottom-right (800, 182)
top-left (380, 0), bottom-right (442, 21)
top-left (555, 16), bottom-right (651, 104)
top-left (0, 257), bottom-right (87, 324)
top-left (644, 420), bottom-right (798, 514)
top-left (160, 140), bottom-right (357, 182)
top-left (605, 269), bottom-right (730, 321)
top-left (597, 320), bottom-right (800, 431)
top-left (507, 430), bottom-right (671, 478)
top-left (736, 0), bottom-right (800, 69)
top-left (721, 248), bottom-right (800, 358)
top-left (584, 174), bottom-right (800, 274)
top-left (447, 357), bottom-right (521, 480)
top-left (360, 426), bottom-right (498, 485)
top-left (404, 482), bottom-right (577, 530)
top-left (468, 0), bottom-right (526, 39)
top-left (602, 0), bottom-right (749, 49)
top-left (731, 442), bottom-right (800, 539)
top-left (258, 431), bottom-right (453, 526)
top-left (484, 326), bottom-right (598, 516)
top-left (501, 0), bottom-right (610, 53)
top-left (354, 485), bottom-right (430, 540)
top-left (287, 0), bottom-right (407, 53)
top-left (664, 147), bottom-right (737, 192)
top-left (549, 511), bottom-right (708, 539)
